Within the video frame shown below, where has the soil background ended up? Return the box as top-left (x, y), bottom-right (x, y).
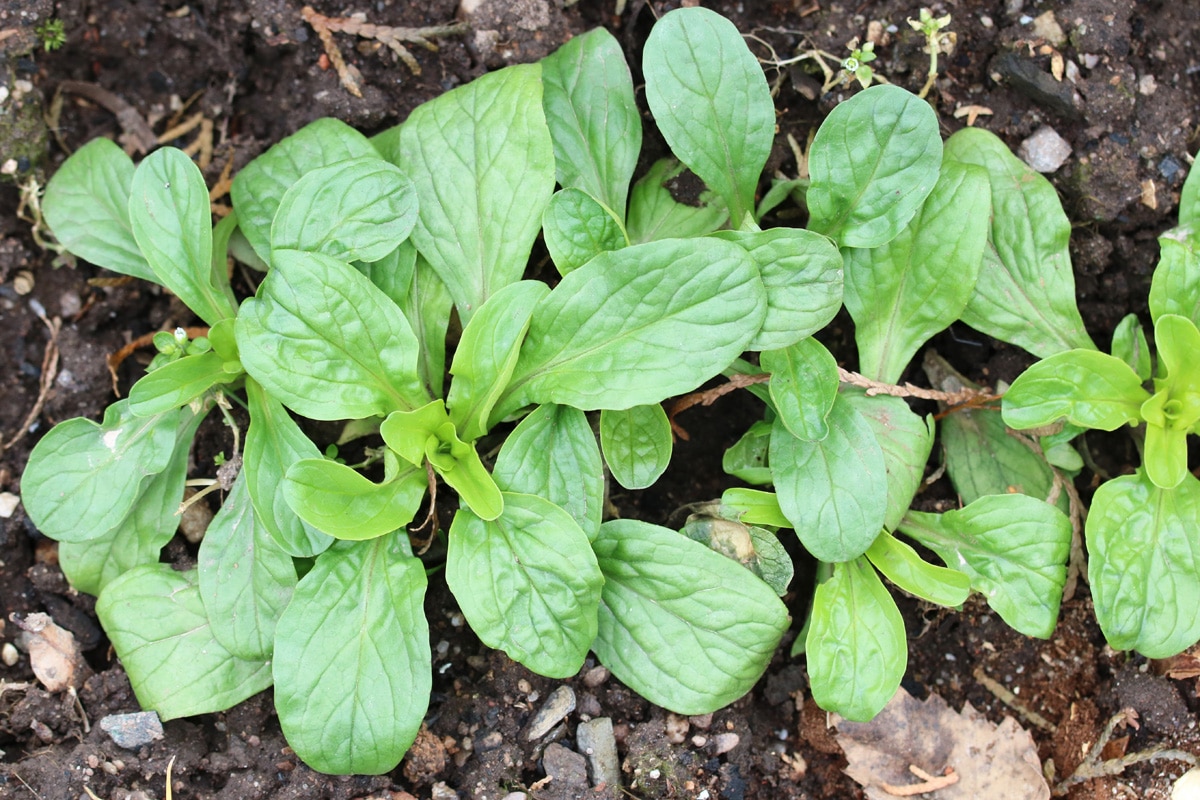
top-left (2, 0), bottom-right (1200, 798)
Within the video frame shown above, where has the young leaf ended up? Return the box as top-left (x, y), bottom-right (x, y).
top-left (42, 137), bottom-right (155, 282)
top-left (643, 6), bottom-right (774, 227)
top-left (769, 394), bottom-right (888, 562)
top-left (899, 494), bottom-right (1071, 638)
top-left (542, 188), bottom-right (627, 275)
top-left (273, 537), bottom-right (431, 775)
top-left (1088, 471), bottom-right (1200, 658)
top-left (723, 419), bottom-right (773, 485)
top-left (805, 556), bottom-right (906, 722)
top-left (1111, 313), bottom-right (1152, 382)
top-left (540, 26), bottom-right (641, 218)
top-left (97, 565), bottom-right (272, 720)
top-left (127, 351), bottom-right (240, 417)
top-left (493, 404), bottom-right (604, 538)
top-left (842, 390), bottom-right (935, 532)
top-left (600, 404), bottom-right (673, 490)
top-left (398, 63), bottom-right (555, 321)
top-left (710, 228), bottom-right (844, 352)
top-left (625, 158), bottom-right (728, 244)
top-left (283, 455), bottom-right (427, 540)
top-left (865, 531), bottom-right (971, 607)
top-left (237, 249), bottom-right (429, 420)
top-left (843, 161), bottom-right (991, 383)
top-left (270, 157), bottom-right (418, 263)
top-left (232, 118), bottom-right (377, 262)
top-left (720, 487), bottom-right (792, 529)
top-left (497, 237), bottom-right (766, 415)
top-left (1001, 350), bottom-right (1150, 431)
top-left (762, 337), bottom-right (840, 442)
top-left (447, 493), bottom-right (603, 678)
top-left (129, 148), bottom-right (236, 325)
top-left (592, 519), bottom-right (789, 714)
top-left (1181, 157), bottom-right (1200, 225)
top-left (198, 472), bottom-right (297, 661)
top-left (21, 401), bottom-right (181, 543)
top-left (806, 84), bottom-right (942, 248)
top-left (944, 127), bottom-right (1096, 356)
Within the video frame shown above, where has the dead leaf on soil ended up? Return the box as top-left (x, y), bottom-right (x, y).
top-left (834, 687), bottom-right (1049, 800)
top-left (11, 612), bottom-right (91, 692)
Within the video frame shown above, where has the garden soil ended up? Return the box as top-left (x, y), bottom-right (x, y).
top-left (2, 0), bottom-right (1200, 798)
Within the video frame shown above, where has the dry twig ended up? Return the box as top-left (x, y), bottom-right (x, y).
top-left (880, 764), bottom-right (959, 796)
top-left (56, 81), bottom-right (158, 154)
top-left (2, 301), bottom-right (61, 452)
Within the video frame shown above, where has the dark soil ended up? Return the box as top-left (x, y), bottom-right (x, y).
top-left (3, 0), bottom-right (1200, 798)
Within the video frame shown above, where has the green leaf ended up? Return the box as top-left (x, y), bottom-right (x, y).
top-left (447, 281), bottom-right (549, 442)
top-left (127, 351), bottom-right (240, 417)
top-left (42, 137), bottom-right (155, 281)
top-left (244, 379), bottom-right (333, 558)
top-left (625, 158), bottom-right (727, 244)
top-left (945, 127), bottom-right (1095, 356)
top-left (542, 188), bottom-right (627, 275)
top-left (762, 337), bottom-right (839, 442)
top-left (722, 419), bottom-right (773, 485)
top-left (720, 487), bottom-right (792, 529)
top-left (398, 63), bottom-right (555, 321)
top-left (866, 531), bottom-right (971, 607)
top-left (807, 84), bottom-right (942, 248)
top-left (232, 118), bottom-right (377, 262)
top-left (600, 404), bottom-right (673, 490)
top-left (899, 494), bottom-right (1071, 638)
top-left (498, 237), bottom-right (766, 414)
top-left (283, 454), bottom-right (427, 540)
top-left (270, 157), bottom-right (417, 263)
top-left (97, 565), bottom-right (272, 720)
top-left (447, 493), bottom-right (603, 678)
top-left (273, 537), bottom-right (430, 774)
top-left (805, 556), bottom-right (905, 721)
top-left (1111, 313), bottom-right (1152, 382)
top-left (844, 161), bottom-right (991, 383)
top-left (643, 6), bottom-right (774, 227)
top-left (237, 249), bottom-right (429, 420)
top-left (493, 404), bottom-right (604, 538)
top-left (198, 471), bottom-right (296, 660)
top-left (540, 26), bottom-right (641, 218)
top-left (842, 389), bottom-right (935, 532)
top-left (22, 402), bottom-right (181, 543)
top-left (592, 519), bottom-right (789, 714)
top-left (769, 394), bottom-right (888, 562)
top-left (710, 228), bottom-right (844, 352)
top-left (1181, 158), bottom-right (1200, 226)
top-left (129, 148), bottom-right (236, 324)
top-left (1001, 349), bottom-right (1150, 431)
top-left (1088, 471), bottom-right (1200, 657)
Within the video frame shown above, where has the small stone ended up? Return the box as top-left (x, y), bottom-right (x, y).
top-left (712, 732), bottom-right (740, 756)
top-left (99, 712), bottom-right (164, 749)
top-left (582, 666), bottom-right (609, 688)
top-left (542, 742), bottom-right (588, 790)
top-left (1138, 74), bottom-right (1158, 96)
top-left (1173, 767), bottom-right (1200, 800)
top-left (478, 730), bottom-right (503, 750)
top-left (689, 712), bottom-right (714, 730)
top-left (1030, 11), bottom-right (1065, 46)
top-left (576, 717), bottom-right (620, 789)
top-left (692, 735), bottom-right (708, 747)
top-left (665, 712), bottom-right (689, 744)
top-left (430, 782), bottom-right (457, 800)
top-left (502, 794), bottom-right (530, 800)
top-left (1019, 126), bottom-right (1072, 173)
top-left (525, 685), bottom-right (575, 740)
top-left (0, 492), bottom-right (19, 519)
top-left (1, 643), bottom-right (19, 666)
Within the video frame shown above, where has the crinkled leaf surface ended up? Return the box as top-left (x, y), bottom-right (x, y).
top-left (592, 519), bottom-right (789, 714)
top-left (807, 85), bottom-right (942, 248)
top-left (899, 494), bottom-right (1071, 638)
top-left (626, 158), bottom-right (727, 244)
top-left (447, 493), bottom-right (602, 678)
top-left (762, 337), bottom-right (839, 442)
top-left (542, 188), bottom-right (627, 275)
top-left (806, 556), bottom-right (906, 722)
top-left (600, 404), bottom-right (673, 490)
top-left (843, 389), bottom-right (934, 532)
top-left (1001, 350), bottom-right (1149, 431)
top-left (97, 565), bottom-right (272, 720)
top-left (945, 127), bottom-right (1095, 356)
top-left (643, 6), bottom-right (774, 226)
top-left (283, 456), bottom-right (427, 540)
top-left (1088, 471), bottom-right (1200, 657)
top-left (273, 537), bottom-right (430, 775)
top-left (866, 531), bottom-right (971, 607)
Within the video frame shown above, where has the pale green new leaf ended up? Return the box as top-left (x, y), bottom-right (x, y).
top-left (97, 565), bottom-right (272, 720)
top-left (769, 394), bottom-right (888, 562)
top-left (844, 161), bottom-right (991, 383)
top-left (807, 84), bottom-right (942, 248)
top-left (1111, 313), bottom-right (1152, 382)
top-left (273, 537), bottom-right (430, 775)
top-left (643, 6), bottom-right (775, 227)
top-left (447, 493), bottom-right (603, 678)
top-left (945, 127), bottom-right (1095, 355)
top-left (806, 556), bottom-right (906, 722)
top-left (899, 494), bottom-right (1071, 638)
top-left (237, 249), bottom-right (428, 420)
top-left (493, 404), bottom-right (604, 538)
top-left (842, 389), bottom-right (934, 532)
top-left (722, 419), bottom-right (773, 485)
top-left (398, 63), bottom-right (555, 321)
top-left (625, 158), bottom-right (727, 244)
top-left (762, 337), bottom-right (839, 442)
top-left (1088, 471), bottom-right (1200, 657)
top-left (541, 26), bottom-right (641, 217)
top-left (1001, 349), bottom-right (1150, 431)
top-left (592, 519), bottom-right (789, 714)
top-left (866, 531), bottom-right (971, 607)
top-left (22, 401), bottom-right (181, 543)
top-left (127, 351), bottom-right (240, 417)
top-left (542, 188), bottom-right (627, 275)
top-left (283, 456), bottom-right (427, 540)
top-left (42, 137), bottom-right (155, 282)
top-left (600, 404), bottom-right (673, 490)
top-left (1182, 158), bottom-right (1200, 225)
top-left (720, 487), bottom-right (791, 529)
top-left (497, 237), bottom-right (766, 415)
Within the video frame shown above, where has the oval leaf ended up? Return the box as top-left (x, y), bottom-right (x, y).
top-left (600, 404), bottom-right (673, 490)
top-left (542, 188), bottom-right (627, 275)
top-left (842, 390), bottom-right (935, 532)
top-left (283, 457), bottom-right (427, 540)
top-left (762, 337), bottom-right (840, 442)
top-left (1002, 349), bottom-right (1150, 431)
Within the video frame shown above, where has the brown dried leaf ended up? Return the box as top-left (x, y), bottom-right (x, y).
top-left (11, 612), bottom-right (90, 692)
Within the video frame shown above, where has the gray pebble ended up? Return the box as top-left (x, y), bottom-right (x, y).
top-left (1019, 126), bottom-right (1072, 173)
top-left (525, 684), bottom-right (575, 741)
top-left (576, 717), bottom-right (620, 789)
top-left (99, 712), bottom-right (163, 749)
top-left (712, 732), bottom-right (740, 756)
top-left (542, 742), bottom-right (588, 789)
